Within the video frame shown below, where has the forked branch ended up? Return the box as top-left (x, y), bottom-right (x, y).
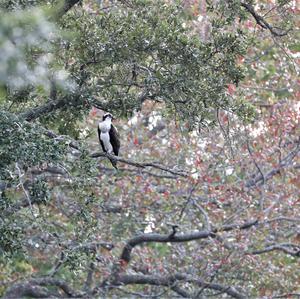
top-left (241, 2), bottom-right (292, 37)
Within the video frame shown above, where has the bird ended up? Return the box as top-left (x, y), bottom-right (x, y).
top-left (98, 113), bottom-right (120, 169)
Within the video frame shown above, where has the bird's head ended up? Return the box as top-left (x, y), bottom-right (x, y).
top-left (102, 113), bottom-right (114, 121)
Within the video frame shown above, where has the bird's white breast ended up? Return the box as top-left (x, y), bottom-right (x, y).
top-left (99, 119), bottom-right (113, 153)
top-left (100, 131), bottom-right (113, 153)
top-left (99, 119), bottom-right (111, 133)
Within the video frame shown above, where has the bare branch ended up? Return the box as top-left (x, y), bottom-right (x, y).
top-left (15, 163), bottom-right (34, 217)
top-left (118, 219), bottom-right (258, 265)
top-left (91, 152), bottom-right (189, 177)
top-left (99, 166), bottom-right (178, 179)
top-left (219, 219), bottom-right (259, 232)
top-left (115, 286), bottom-right (173, 298)
top-left (3, 278), bottom-right (82, 299)
top-left (178, 184), bottom-right (198, 221)
top-left (250, 243), bottom-right (300, 257)
top-left (263, 217), bottom-right (300, 224)
top-left (83, 261), bottom-right (95, 292)
top-left (272, 292), bottom-right (300, 298)
top-left (117, 273), bottom-right (247, 299)
top-left (119, 230), bottom-right (213, 264)
top-left (246, 138), bottom-right (300, 188)
top-left (246, 139), bottom-right (265, 185)
top-left (241, 2), bottom-right (292, 37)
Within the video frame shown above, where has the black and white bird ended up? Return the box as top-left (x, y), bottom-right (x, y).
top-left (98, 113), bottom-right (120, 169)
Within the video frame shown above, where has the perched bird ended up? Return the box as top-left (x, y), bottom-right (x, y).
top-left (98, 113), bottom-right (120, 169)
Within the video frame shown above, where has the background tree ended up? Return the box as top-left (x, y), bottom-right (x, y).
top-left (1, 0), bottom-right (299, 298)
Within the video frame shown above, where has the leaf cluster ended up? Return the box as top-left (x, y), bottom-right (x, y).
top-left (58, 0), bottom-right (249, 126)
top-left (0, 111), bottom-right (66, 179)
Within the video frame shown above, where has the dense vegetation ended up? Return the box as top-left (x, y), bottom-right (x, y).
top-left (0, 0), bottom-right (299, 298)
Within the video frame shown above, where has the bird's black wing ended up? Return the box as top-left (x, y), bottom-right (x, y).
top-left (98, 126), bottom-right (106, 152)
top-left (109, 124), bottom-right (120, 156)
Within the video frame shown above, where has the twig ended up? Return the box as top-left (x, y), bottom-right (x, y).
top-left (246, 138), bottom-right (265, 210)
top-left (177, 183), bottom-right (198, 221)
top-left (192, 199), bottom-right (211, 231)
top-left (83, 261), bottom-right (95, 292)
top-left (15, 163), bottom-right (34, 217)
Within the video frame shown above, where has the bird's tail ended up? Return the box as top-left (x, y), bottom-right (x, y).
top-left (110, 158), bottom-right (118, 170)
top-left (105, 153), bottom-right (118, 169)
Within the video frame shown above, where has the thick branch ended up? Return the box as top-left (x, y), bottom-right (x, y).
top-left (20, 98), bottom-right (70, 121)
top-left (119, 219), bottom-right (258, 264)
top-left (120, 230), bottom-right (213, 263)
top-left (117, 273), bottom-right (246, 299)
top-left (241, 2), bottom-right (292, 37)
top-left (56, 0), bottom-right (81, 19)
top-left (4, 278), bottom-right (81, 299)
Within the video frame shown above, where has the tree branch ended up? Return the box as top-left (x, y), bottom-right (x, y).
top-left (118, 219), bottom-right (258, 265)
top-left (246, 139), bottom-right (300, 188)
top-left (117, 273), bottom-right (247, 299)
top-left (91, 152), bottom-right (189, 177)
top-left (3, 278), bottom-right (82, 299)
top-left (241, 2), bottom-right (292, 37)
top-left (56, 0), bottom-right (81, 19)
top-left (251, 243), bottom-right (300, 257)
top-left (99, 166), bottom-right (179, 179)
top-left (20, 97), bottom-right (71, 121)
top-left (119, 230), bottom-right (213, 264)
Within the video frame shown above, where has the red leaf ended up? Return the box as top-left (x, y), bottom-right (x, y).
top-left (119, 259), bottom-right (128, 270)
top-left (163, 191), bottom-right (170, 198)
top-left (89, 107), bottom-right (97, 118)
top-left (227, 84), bottom-right (236, 95)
